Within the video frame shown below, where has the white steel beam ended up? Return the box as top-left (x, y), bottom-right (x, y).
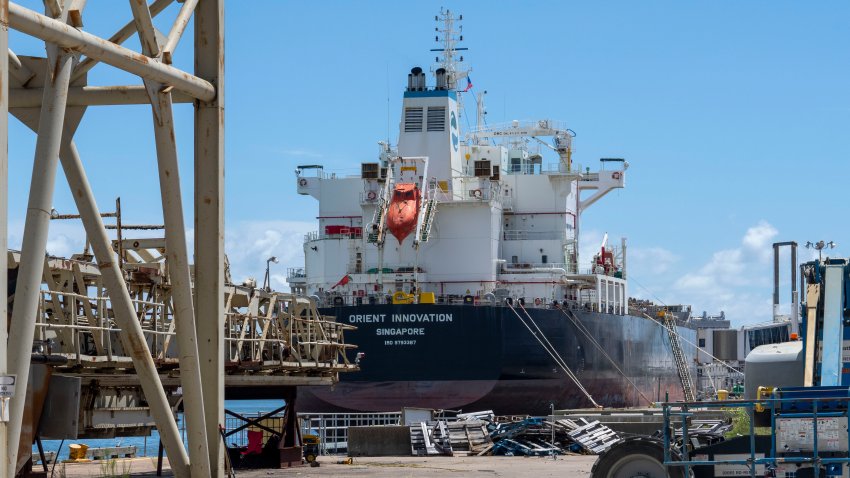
top-left (71, 0), bottom-right (173, 81)
top-left (9, 2), bottom-right (215, 101)
top-left (10, 85), bottom-right (193, 107)
top-left (194, 0), bottom-right (225, 474)
top-left (148, 85), bottom-right (211, 477)
top-left (6, 43), bottom-right (74, 476)
top-left (130, 0), bottom-right (159, 58)
top-left (161, 0), bottom-right (197, 64)
top-left (57, 141), bottom-right (191, 477)
top-left (8, 49), bottom-right (34, 86)
top-left (128, 0), bottom-right (159, 57)
top-left (0, 1), bottom-right (9, 475)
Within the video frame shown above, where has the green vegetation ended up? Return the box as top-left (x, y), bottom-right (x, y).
top-left (97, 449), bottom-right (131, 478)
top-left (724, 407), bottom-right (771, 438)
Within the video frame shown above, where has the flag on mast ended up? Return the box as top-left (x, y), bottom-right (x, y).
top-left (463, 76), bottom-right (473, 92)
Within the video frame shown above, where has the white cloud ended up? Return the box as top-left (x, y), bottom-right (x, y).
top-left (8, 217), bottom-right (312, 292)
top-left (742, 220), bottom-right (778, 262)
top-left (629, 246), bottom-right (679, 275)
top-left (224, 219), bottom-right (313, 289)
top-left (673, 220), bottom-right (778, 324)
top-left (578, 229), bottom-right (604, 271)
top-left (9, 219), bottom-right (87, 257)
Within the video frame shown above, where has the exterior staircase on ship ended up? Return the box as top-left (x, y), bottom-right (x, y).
top-left (662, 311), bottom-right (696, 402)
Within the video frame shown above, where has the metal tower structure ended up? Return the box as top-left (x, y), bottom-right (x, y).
top-left (0, 1), bottom-right (224, 476)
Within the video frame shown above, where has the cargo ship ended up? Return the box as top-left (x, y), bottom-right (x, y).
top-left (289, 10), bottom-right (696, 415)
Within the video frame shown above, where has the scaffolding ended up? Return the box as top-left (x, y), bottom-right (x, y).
top-left (1, 1), bottom-right (225, 476)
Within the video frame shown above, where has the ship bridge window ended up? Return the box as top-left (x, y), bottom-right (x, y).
top-left (474, 160), bottom-right (491, 177)
top-left (427, 107), bottom-right (446, 131)
top-left (404, 107), bottom-right (423, 132)
top-left (510, 157), bottom-right (522, 173)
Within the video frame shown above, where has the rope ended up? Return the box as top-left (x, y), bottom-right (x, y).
top-left (549, 305), bottom-right (653, 406)
top-left (506, 301), bottom-right (601, 408)
top-left (629, 275), bottom-right (745, 377)
top-left (640, 313), bottom-right (744, 376)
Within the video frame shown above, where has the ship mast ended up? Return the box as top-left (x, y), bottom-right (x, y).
top-left (432, 9), bottom-right (470, 92)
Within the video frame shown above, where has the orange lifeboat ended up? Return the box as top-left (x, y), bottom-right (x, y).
top-left (386, 183), bottom-right (420, 243)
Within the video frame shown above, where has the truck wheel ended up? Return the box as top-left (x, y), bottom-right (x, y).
top-left (591, 437), bottom-right (685, 478)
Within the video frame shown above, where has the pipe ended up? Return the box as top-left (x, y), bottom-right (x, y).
top-left (161, 0), bottom-right (198, 63)
top-left (8, 2), bottom-right (215, 101)
top-left (773, 243), bottom-right (780, 322)
top-left (5, 46), bottom-right (73, 476)
top-left (194, 0), bottom-right (225, 473)
top-left (791, 242), bottom-right (799, 335)
top-left (10, 85), bottom-right (194, 107)
top-left (8, 48), bottom-right (34, 86)
top-left (0, 2), bottom-right (9, 474)
top-left (58, 141), bottom-right (190, 477)
top-left (71, 0), bottom-right (174, 81)
top-left (148, 86), bottom-right (211, 477)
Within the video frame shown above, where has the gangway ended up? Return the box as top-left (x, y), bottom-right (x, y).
top-left (662, 311), bottom-right (696, 402)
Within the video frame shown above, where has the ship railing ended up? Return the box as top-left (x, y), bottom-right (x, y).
top-left (466, 119), bottom-right (572, 135)
top-left (346, 264), bottom-right (425, 275)
top-left (578, 172), bottom-right (600, 182)
top-left (434, 181), bottom-right (499, 203)
top-left (287, 267), bottom-right (306, 281)
top-left (502, 230), bottom-right (566, 241)
top-left (319, 291), bottom-right (629, 316)
top-left (541, 162), bottom-right (585, 175)
top-left (304, 230), bottom-right (363, 243)
top-left (298, 412), bottom-right (401, 455)
top-left (30, 253), bottom-right (358, 377)
top-left (501, 262), bottom-right (571, 272)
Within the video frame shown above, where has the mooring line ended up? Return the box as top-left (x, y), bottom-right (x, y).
top-left (506, 301), bottom-right (601, 408)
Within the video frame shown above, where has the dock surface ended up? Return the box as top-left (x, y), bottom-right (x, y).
top-left (52, 455), bottom-right (598, 477)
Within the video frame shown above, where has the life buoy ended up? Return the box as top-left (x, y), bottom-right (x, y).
top-left (298, 178), bottom-right (308, 187)
top-left (611, 172), bottom-right (621, 180)
top-left (366, 190), bottom-right (377, 201)
top-left (471, 189), bottom-right (482, 199)
top-left (534, 298), bottom-right (541, 306)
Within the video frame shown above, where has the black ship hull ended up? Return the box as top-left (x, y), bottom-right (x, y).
top-left (298, 304), bottom-right (695, 415)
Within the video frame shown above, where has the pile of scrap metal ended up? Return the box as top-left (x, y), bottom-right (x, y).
top-left (408, 410), bottom-right (623, 457)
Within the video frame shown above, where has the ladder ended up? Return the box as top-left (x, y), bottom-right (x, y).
top-left (368, 169), bottom-right (393, 245)
top-left (417, 198), bottom-right (437, 243)
top-left (663, 312), bottom-right (696, 402)
top-left (414, 182), bottom-right (438, 246)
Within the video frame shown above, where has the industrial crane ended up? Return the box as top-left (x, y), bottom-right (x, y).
top-left (468, 119), bottom-right (576, 172)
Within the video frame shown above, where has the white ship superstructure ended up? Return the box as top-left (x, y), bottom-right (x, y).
top-left (291, 11), bottom-right (629, 315)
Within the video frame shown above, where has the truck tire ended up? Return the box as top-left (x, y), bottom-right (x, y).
top-left (591, 437), bottom-right (686, 478)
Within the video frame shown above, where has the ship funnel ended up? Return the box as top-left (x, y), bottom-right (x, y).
top-left (435, 67), bottom-right (447, 90)
top-left (410, 66), bottom-right (426, 91)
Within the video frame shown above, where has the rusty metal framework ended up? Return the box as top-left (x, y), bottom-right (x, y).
top-left (15, 245), bottom-right (355, 377)
top-left (1, 1), bottom-right (226, 476)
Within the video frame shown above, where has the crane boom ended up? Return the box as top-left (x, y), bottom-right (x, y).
top-left (469, 119), bottom-right (575, 171)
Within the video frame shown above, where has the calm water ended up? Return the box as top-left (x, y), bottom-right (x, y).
top-left (37, 399), bottom-right (286, 461)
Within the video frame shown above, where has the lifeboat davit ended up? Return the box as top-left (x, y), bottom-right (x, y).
top-left (386, 183), bottom-right (420, 243)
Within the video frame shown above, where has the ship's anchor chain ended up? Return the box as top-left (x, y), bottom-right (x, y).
top-left (506, 300), bottom-right (601, 408)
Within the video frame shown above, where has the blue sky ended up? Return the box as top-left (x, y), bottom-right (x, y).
top-left (7, 1), bottom-right (850, 325)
